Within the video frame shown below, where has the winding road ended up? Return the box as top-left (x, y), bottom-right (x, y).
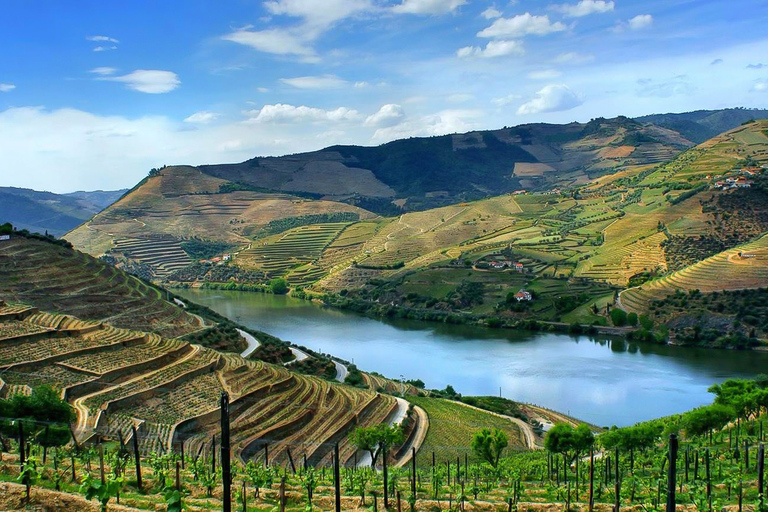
top-left (358, 397), bottom-right (411, 467)
top-left (333, 360), bottom-right (348, 383)
top-left (452, 401), bottom-right (541, 450)
top-left (237, 328), bottom-right (260, 358)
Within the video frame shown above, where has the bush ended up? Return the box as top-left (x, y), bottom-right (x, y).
top-left (610, 308), bottom-right (628, 326)
top-left (269, 278), bottom-right (289, 295)
top-left (627, 312), bottom-right (638, 327)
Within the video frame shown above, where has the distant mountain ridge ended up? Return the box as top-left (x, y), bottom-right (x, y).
top-left (0, 186), bottom-right (127, 236)
top-left (200, 115), bottom-right (692, 213)
top-left (635, 107), bottom-right (768, 143)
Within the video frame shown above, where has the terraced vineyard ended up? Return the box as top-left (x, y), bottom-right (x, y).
top-left (110, 237), bottom-right (192, 278)
top-left (0, 303), bottom-right (434, 465)
top-left (619, 233), bottom-right (768, 312)
top-left (0, 236), bottom-right (203, 337)
top-left (240, 223), bottom-right (349, 277)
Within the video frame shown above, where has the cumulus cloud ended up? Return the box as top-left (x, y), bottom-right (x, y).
top-left (528, 69), bottom-right (562, 80)
top-left (478, 13), bottom-right (567, 39)
top-left (551, 0), bottom-right (614, 17)
top-left (628, 14), bottom-right (653, 30)
top-left (89, 67), bottom-right (117, 76)
top-left (517, 84), bottom-right (582, 115)
top-left (491, 93), bottom-right (522, 107)
top-left (370, 109), bottom-right (483, 143)
top-left (279, 75), bottom-right (347, 89)
top-left (364, 104), bottom-right (405, 127)
top-left (245, 104), bottom-right (361, 123)
top-left (87, 35), bottom-right (119, 43)
top-left (101, 70), bottom-right (180, 94)
top-left (0, 84), bottom-right (16, 93)
top-left (222, 28), bottom-right (316, 60)
top-left (553, 52), bottom-right (594, 65)
top-left (184, 111), bottom-right (219, 124)
top-left (392, 0), bottom-right (467, 15)
top-left (481, 6), bottom-right (502, 19)
top-left (457, 40), bottom-right (524, 58)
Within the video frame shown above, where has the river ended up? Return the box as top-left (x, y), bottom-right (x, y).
top-left (176, 288), bottom-right (768, 427)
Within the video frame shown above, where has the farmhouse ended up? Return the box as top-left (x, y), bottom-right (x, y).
top-left (222, 253), bottom-right (232, 261)
top-left (735, 177), bottom-right (753, 188)
top-left (489, 261), bottom-right (507, 269)
top-left (515, 290), bottom-right (533, 301)
top-left (514, 262), bottom-right (524, 272)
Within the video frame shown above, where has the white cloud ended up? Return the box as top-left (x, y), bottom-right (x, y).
top-left (457, 40), bottom-right (524, 59)
top-left (491, 93), bottom-right (523, 107)
top-left (481, 7), bottom-right (502, 19)
top-left (93, 45), bottom-right (118, 52)
top-left (478, 13), bottom-right (567, 38)
top-left (87, 35), bottom-right (119, 44)
top-left (551, 0), bottom-right (614, 18)
top-left (371, 109), bottom-right (483, 143)
top-left (447, 93), bottom-right (475, 103)
top-left (279, 75), bottom-right (348, 89)
top-left (364, 104), bottom-right (405, 127)
top-left (392, 0), bottom-right (467, 14)
top-left (517, 84), bottom-right (582, 114)
top-left (354, 81), bottom-right (370, 88)
top-left (184, 111), bottom-right (219, 124)
top-left (89, 67), bottom-right (117, 76)
top-left (223, 1), bottom-right (372, 61)
top-left (246, 104), bottom-right (361, 123)
top-left (752, 82), bottom-right (768, 92)
top-left (528, 69), bottom-right (562, 80)
top-left (222, 28), bottom-right (316, 59)
top-left (264, 0), bottom-right (372, 29)
top-left (101, 70), bottom-right (180, 94)
top-left (0, 84), bottom-right (16, 93)
top-left (628, 14), bottom-right (653, 30)
top-left (257, 87), bottom-right (270, 93)
top-left (553, 52), bottom-right (594, 65)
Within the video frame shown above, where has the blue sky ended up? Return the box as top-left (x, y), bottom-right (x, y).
top-left (1, 0), bottom-right (767, 192)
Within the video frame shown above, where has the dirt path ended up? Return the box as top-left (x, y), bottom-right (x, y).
top-left (238, 328), bottom-right (260, 358)
top-left (452, 401), bottom-right (541, 450)
top-left (0, 481), bottom-right (140, 511)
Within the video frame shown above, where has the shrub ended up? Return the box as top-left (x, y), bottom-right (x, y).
top-left (610, 308), bottom-right (628, 326)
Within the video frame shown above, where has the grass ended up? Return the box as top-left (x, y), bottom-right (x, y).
top-left (407, 396), bottom-right (525, 466)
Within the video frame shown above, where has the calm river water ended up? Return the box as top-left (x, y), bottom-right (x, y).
top-left (177, 288), bottom-right (768, 426)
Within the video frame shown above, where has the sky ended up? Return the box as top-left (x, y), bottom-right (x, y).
top-left (1, 0), bottom-right (768, 193)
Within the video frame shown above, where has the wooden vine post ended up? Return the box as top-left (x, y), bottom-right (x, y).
top-left (132, 424), bottom-right (142, 492)
top-left (589, 447), bottom-right (595, 512)
top-left (667, 433), bottom-right (678, 512)
top-left (759, 443), bottom-right (765, 506)
top-left (221, 392), bottom-right (232, 512)
top-left (614, 447), bottom-right (620, 512)
top-left (383, 445), bottom-right (389, 509)
top-left (411, 447), bottom-right (417, 510)
top-left (334, 443), bottom-right (341, 512)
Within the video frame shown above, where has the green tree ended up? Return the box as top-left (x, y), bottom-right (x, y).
top-left (471, 428), bottom-right (508, 467)
top-left (269, 278), bottom-right (289, 295)
top-left (610, 308), bottom-right (628, 326)
top-left (683, 403), bottom-right (734, 441)
top-left (348, 424), bottom-right (404, 468)
top-left (627, 312), bottom-right (638, 327)
top-left (0, 386), bottom-right (75, 447)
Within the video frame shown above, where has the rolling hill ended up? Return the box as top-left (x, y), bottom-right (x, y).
top-left (0, 186), bottom-right (126, 237)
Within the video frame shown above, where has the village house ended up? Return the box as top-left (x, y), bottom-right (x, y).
top-left (514, 262), bottom-right (524, 272)
top-left (222, 253), bottom-right (232, 261)
top-left (489, 261), bottom-right (506, 269)
top-left (515, 290), bottom-right (533, 302)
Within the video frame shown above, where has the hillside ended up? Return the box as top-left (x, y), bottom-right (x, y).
top-left (0, 186), bottom-right (126, 237)
top-left (201, 115), bottom-right (692, 212)
top-left (0, 303), bottom-right (425, 466)
top-left (636, 107), bottom-right (768, 143)
top-left (0, 234), bottom-right (204, 338)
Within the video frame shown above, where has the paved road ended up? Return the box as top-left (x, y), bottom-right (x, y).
top-left (358, 397), bottom-right (410, 467)
top-left (285, 346), bottom-right (310, 365)
top-left (237, 329), bottom-right (260, 358)
top-left (333, 360), bottom-right (348, 383)
top-left (453, 400), bottom-right (541, 450)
